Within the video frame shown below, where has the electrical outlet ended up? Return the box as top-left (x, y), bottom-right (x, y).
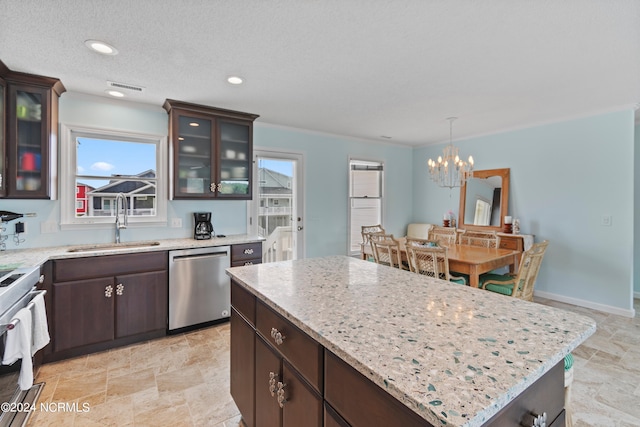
top-left (601, 215), bottom-right (612, 226)
top-left (171, 218), bottom-right (182, 228)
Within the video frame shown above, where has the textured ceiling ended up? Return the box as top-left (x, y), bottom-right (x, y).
top-left (1, 0), bottom-right (638, 146)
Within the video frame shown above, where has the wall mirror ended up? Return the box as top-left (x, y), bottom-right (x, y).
top-left (458, 168), bottom-right (510, 232)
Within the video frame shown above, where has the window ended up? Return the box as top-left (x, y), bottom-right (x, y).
top-left (348, 159), bottom-right (383, 255)
top-left (60, 125), bottom-right (167, 227)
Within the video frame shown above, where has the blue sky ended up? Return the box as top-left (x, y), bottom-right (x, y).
top-left (259, 159), bottom-right (292, 177)
top-left (77, 138), bottom-right (156, 176)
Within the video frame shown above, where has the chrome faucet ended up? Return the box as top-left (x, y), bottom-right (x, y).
top-left (114, 193), bottom-right (128, 243)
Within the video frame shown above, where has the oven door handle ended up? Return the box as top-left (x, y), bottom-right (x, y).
top-left (0, 289), bottom-right (47, 335)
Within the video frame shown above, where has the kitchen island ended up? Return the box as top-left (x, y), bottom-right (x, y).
top-left (226, 256), bottom-right (596, 427)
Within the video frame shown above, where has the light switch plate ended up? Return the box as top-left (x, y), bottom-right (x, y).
top-left (171, 218), bottom-right (182, 228)
top-left (601, 215), bottom-right (612, 226)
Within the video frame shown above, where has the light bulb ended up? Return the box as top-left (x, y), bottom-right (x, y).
top-left (469, 156), bottom-right (474, 165)
top-left (438, 156), bottom-right (442, 163)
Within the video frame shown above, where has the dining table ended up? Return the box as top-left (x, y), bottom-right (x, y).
top-left (362, 237), bottom-right (521, 288)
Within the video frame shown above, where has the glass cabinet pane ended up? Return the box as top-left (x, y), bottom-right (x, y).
top-left (219, 121), bottom-right (250, 195)
top-left (176, 115), bottom-right (213, 195)
top-left (0, 83), bottom-right (4, 193)
top-left (16, 90), bottom-right (43, 193)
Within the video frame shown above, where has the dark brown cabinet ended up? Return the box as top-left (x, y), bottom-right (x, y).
top-left (163, 99), bottom-right (259, 200)
top-left (46, 252), bottom-right (168, 361)
top-left (230, 278), bottom-right (566, 427)
top-left (0, 59), bottom-right (65, 199)
top-left (231, 280), bottom-right (322, 427)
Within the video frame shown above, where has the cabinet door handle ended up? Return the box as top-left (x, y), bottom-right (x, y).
top-left (38, 274), bottom-right (45, 284)
top-left (268, 372), bottom-right (278, 397)
top-left (209, 183), bottom-right (215, 193)
top-left (525, 412), bottom-right (547, 427)
top-left (105, 285), bottom-right (113, 298)
top-left (270, 327), bottom-right (285, 345)
top-left (276, 381), bottom-right (287, 408)
top-left (243, 248), bottom-right (254, 255)
top-left (217, 183), bottom-right (223, 192)
top-left (116, 283), bottom-right (124, 296)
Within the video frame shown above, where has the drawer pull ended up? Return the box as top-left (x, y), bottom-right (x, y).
top-left (244, 261), bottom-right (254, 266)
top-left (105, 285), bottom-right (113, 298)
top-left (276, 381), bottom-right (287, 408)
top-left (270, 327), bottom-right (285, 345)
top-left (243, 248), bottom-right (254, 255)
top-left (526, 412), bottom-right (547, 427)
top-left (268, 372), bottom-right (278, 396)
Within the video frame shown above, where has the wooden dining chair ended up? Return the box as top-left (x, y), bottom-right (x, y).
top-left (428, 226), bottom-right (458, 245)
top-left (459, 230), bottom-right (499, 248)
top-left (361, 224), bottom-right (385, 261)
top-left (405, 238), bottom-right (466, 285)
top-left (479, 240), bottom-right (549, 301)
top-left (370, 233), bottom-right (404, 269)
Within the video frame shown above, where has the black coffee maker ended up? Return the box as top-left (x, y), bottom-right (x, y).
top-left (193, 212), bottom-right (214, 240)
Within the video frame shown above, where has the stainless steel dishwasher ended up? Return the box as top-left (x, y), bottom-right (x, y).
top-left (169, 246), bottom-right (230, 331)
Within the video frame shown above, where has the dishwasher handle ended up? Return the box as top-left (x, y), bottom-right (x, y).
top-left (171, 251), bottom-right (229, 262)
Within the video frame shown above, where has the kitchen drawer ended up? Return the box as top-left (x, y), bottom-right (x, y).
top-left (232, 242), bottom-right (262, 261)
top-left (53, 251), bottom-right (168, 282)
top-left (325, 349), bottom-right (431, 427)
top-left (484, 359), bottom-right (564, 426)
top-left (499, 236), bottom-right (521, 251)
top-left (231, 280), bottom-right (256, 326)
top-left (231, 257), bottom-right (261, 267)
top-left (256, 300), bottom-right (323, 393)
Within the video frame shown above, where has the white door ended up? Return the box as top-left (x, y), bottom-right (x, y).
top-left (249, 149), bottom-right (304, 262)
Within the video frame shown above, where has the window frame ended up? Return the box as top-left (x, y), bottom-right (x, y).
top-left (348, 157), bottom-right (385, 256)
top-left (59, 124), bottom-right (168, 229)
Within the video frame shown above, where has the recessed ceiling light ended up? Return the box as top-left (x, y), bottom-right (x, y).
top-left (85, 39), bottom-right (118, 55)
top-left (189, 122), bottom-right (200, 127)
top-left (105, 89), bottom-right (125, 97)
top-left (227, 76), bottom-right (243, 85)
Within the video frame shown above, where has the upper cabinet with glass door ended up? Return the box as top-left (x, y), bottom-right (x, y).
top-left (0, 60), bottom-right (65, 199)
top-left (163, 99), bottom-right (259, 200)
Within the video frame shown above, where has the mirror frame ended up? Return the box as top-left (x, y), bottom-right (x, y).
top-left (458, 168), bottom-right (510, 232)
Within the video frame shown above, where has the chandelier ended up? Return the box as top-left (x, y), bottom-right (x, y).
top-left (427, 117), bottom-right (474, 189)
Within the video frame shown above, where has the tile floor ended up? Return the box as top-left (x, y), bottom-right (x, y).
top-left (27, 298), bottom-right (640, 427)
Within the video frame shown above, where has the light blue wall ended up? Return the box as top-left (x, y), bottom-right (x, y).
top-left (635, 123), bottom-right (640, 295)
top-left (414, 110), bottom-right (635, 312)
top-left (254, 125), bottom-right (414, 257)
top-left (0, 95), bottom-right (414, 259)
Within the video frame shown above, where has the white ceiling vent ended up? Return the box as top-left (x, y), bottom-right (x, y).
top-left (107, 81), bottom-right (146, 93)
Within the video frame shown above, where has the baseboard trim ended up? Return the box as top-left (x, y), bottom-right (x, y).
top-left (535, 290), bottom-right (636, 318)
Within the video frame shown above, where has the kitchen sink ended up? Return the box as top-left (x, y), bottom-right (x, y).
top-left (67, 241), bottom-right (161, 253)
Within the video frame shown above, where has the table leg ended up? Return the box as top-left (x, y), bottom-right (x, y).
top-left (469, 266), bottom-right (479, 288)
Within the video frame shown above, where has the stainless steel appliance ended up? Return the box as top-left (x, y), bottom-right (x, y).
top-left (193, 212), bottom-right (213, 240)
top-left (0, 265), bottom-right (44, 427)
top-left (168, 246), bottom-right (230, 331)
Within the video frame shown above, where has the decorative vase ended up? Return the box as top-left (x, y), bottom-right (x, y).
top-left (443, 219), bottom-right (450, 227)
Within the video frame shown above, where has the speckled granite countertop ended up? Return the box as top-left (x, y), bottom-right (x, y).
top-left (0, 235), bottom-right (263, 270)
top-left (227, 256), bottom-right (596, 427)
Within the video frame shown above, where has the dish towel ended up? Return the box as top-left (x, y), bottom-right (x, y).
top-left (2, 308), bottom-right (34, 390)
top-left (30, 292), bottom-right (50, 356)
